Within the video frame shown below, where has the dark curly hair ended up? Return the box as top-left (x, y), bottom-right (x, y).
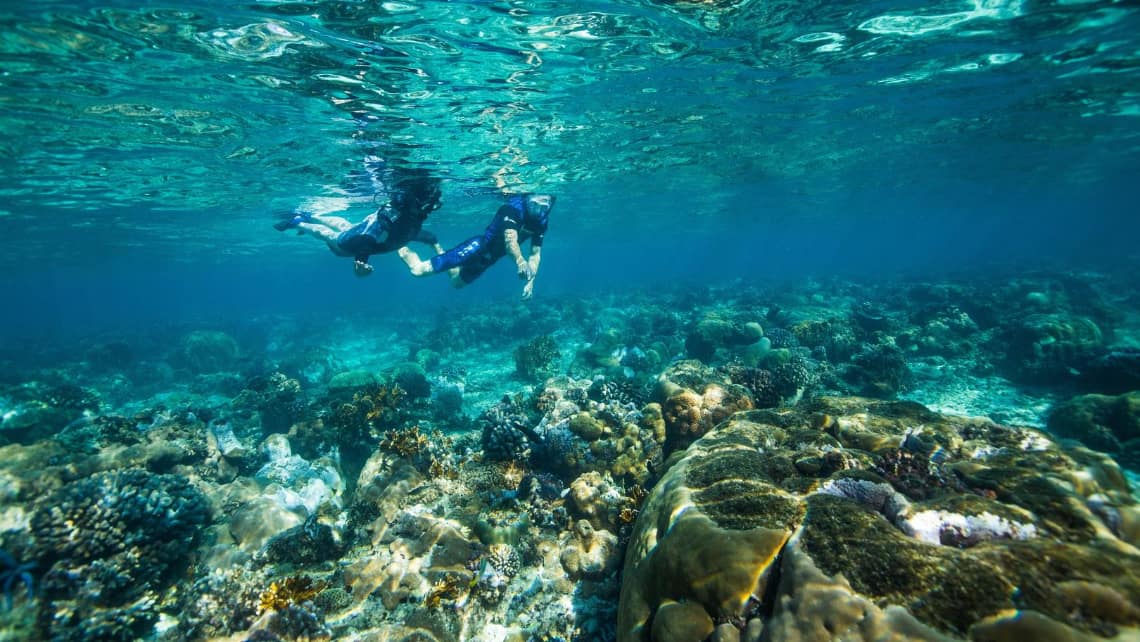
top-left (390, 169), bottom-right (442, 219)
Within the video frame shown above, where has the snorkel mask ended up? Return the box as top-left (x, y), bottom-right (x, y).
top-left (525, 194), bottom-right (555, 225)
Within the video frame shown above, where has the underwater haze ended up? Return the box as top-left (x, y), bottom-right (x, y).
top-left (3, 1), bottom-right (1140, 641)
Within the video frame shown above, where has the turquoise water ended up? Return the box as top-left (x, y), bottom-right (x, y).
top-left (3, 2), bottom-right (1140, 641)
top-left (2, 1), bottom-right (1138, 287)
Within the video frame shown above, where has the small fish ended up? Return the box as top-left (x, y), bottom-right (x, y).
top-left (513, 422), bottom-right (545, 445)
top-left (900, 425), bottom-right (926, 452)
top-left (929, 446), bottom-right (948, 464)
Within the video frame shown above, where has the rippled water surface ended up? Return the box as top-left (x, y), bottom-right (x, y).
top-left (1, 0), bottom-right (1138, 265)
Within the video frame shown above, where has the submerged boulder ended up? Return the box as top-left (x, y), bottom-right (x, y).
top-left (176, 330), bottom-right (240, 374)
top-left (618, 397), bottom-right (1140, 642)
top-left (997, 313), bottom-right (1105, 384)
top-left (1048, 391), bottom-right (1140, 468)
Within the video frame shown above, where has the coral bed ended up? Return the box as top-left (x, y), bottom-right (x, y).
top-left (0, 270), bottom-right (1138, 641)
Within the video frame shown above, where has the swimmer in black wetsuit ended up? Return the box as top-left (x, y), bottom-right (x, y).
top-left (398, 193), bottom-right (554, 300)
top-left (275, 168), bottom-right (444, 277)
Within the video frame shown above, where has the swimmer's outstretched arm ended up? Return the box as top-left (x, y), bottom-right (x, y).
top-left (505, 229), bottom-right (539, 300)
top-left (504, 229), bottom-right (532, 280)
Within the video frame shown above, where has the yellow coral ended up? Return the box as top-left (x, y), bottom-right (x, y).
top-left (355, 383), bottom-right (407, 422)
top-left (429, 456), bottom-right (459, 479)
top-left (258, 575), bottom-right (328, 614)
top-left (499, 460), bottom-right (527, 488)
top-left (425, 575), bottom-right (466, 608)
top-left (380, 425), bottom-right (429, 456)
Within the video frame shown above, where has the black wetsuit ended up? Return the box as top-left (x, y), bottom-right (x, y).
top-left (430, 195), bottom-right (548, 283)
top-left (336, 207), bottom-right (437, 264)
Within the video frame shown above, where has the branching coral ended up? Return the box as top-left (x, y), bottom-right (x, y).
top-left (259, 575), bottom-right (329, 615)
top-left (380, 425), bottom-right (429, 457)
top-left (425, 574), bottom-right (468, 608)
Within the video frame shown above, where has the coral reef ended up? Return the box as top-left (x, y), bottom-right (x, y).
top-left (2, 269), bottom-right (1140, 641)
top-left (844, 343), bottom-right (911, 398)
top-left (997, 313), bottom-right (1106, 384)
top-left (232, 371), bottom-right (305, 436)
top-left (1048, 391), bottom-right (1140, 468)
top-left (30, 469), bottom-right (211, 640)
top-left (656, 366), bottom-right (753, 454)
top-left (618, 397), bottom-right (1140, 642)
top-left (479, 395), bottom-right (536, 462)
top-left (175, 329), bottom-right (240, 374)
top-left (515, 335), bottom-right (562, 382)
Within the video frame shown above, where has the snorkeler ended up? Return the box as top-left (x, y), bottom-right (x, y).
top-left (397, 193), bottom-right (553, 300)
top-left (275, 167), bottom-right (445, 278)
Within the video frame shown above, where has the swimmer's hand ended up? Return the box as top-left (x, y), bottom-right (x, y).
top-left (522, 278), bottom-right (535, 300)
top-left (516, 259), bottom-right (534, 281)
top-left (354, 260), bottom-right (374, 277)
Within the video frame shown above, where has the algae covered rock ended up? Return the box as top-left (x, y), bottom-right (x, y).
top-left (388, 361), bottom-right (432, 399)
top-left (327, 369), bottom-right (382, 397)
top-left (998, 313), bottom-right (1105, 384)
top-left (618, 398), bottom-right (1140, 642)
top-left (1047, 391), bottom-right (1140, 467)
top-left (618, 416), bottom-right (801, 640)
top-left (176, 329), bottom-right (240, 373)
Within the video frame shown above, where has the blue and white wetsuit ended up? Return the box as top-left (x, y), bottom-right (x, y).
top-left (430, 194), bottom-right (549, 283)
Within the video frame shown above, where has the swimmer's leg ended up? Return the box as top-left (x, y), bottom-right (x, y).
top-left (310, 214), bottom-right (354, 233)
top-left (398, 247), bottom-right (435, 276)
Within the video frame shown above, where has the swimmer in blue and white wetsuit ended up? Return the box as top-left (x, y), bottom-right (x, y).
top-left (276, 169), bottom-right (445, 278)
top-left (398, 193), bottom-right (554, 300)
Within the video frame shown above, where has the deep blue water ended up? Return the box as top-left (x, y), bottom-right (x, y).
top-left (0, 0), bottom-right (1138, 341)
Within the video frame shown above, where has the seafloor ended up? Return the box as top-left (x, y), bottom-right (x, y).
top-left (1, 270), bottom-right (1139, 642)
